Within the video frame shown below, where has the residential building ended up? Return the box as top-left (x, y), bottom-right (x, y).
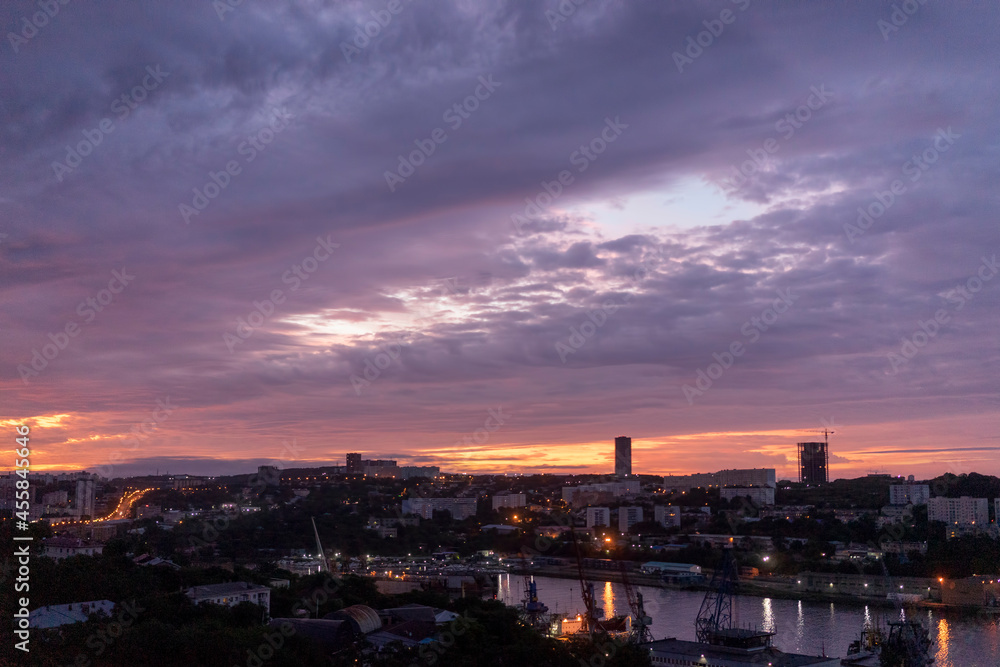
top-left (653, 505), bottom-right (680, 529)
top-left (562, 480), bottom-right (639, 506)
top-left (618, 506), bottom-right (643, 533)
top-left (878, 504), bottom-right (915, 527)
top-left (881, 541), bottom-right (928, 555)
top-left (29, 600), bottom-right (116, 629)
top-left (346, 453), bottom-right (362, 473)
top-left (889, 483), bottom-right (930, 506)
top-left (686, 534), bottom-right (774, 549)
top-left (402, 497), bottom-right (477, 520)
top-left (185, 582), bottom-right (271, 615)
top-left (491, 493), bottom-right (527, 511)
top-left (586, 507), bottom-right (610, 529)
top-left (661, 472), bottom-right (716, 492)
top-left (614, 436), bottom-right (631, 477)
top-left (928, 496), bottom-right (989, 526)
top-left (75, 478), bottom-right (96, 518)
top-left (172, 475), bottom-right (211, 490)
top-left (42, 537), bottom-right (104, 560)
top-left (398, 466), bottom-right (440, 479)
top-left (662, 468), bottom-right (775, 492)
top-left (761, 505), bottom-right (814, 521)
top-left (721, 486), bottom-right (776, 506)
top-left (42, 490), bottom-right (68, 506)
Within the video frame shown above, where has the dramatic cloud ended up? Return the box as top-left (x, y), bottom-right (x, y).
top-left (2, 1), bottom-right (998, 480)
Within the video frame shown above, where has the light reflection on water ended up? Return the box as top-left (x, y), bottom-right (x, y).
top-left (603, 581), bottom-right (615, 619)
top-left (936, 616), bottom-right (950, 667)
top-left (762, 597), bottom-right (775, 634)
top-left (496, 574), bottom-right (1000, 666)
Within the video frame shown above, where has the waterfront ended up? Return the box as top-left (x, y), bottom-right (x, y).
top-left (496, 575), bottom-right (1000, 667)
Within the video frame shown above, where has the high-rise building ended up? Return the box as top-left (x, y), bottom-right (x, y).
top-left (654, 505), bottom-right (681, 528)
top-left (346, 453), bottom-right (362, 473)
top-left (618, 506), bottom-right (643, 533)
top-left (492, 493), bottom-right (527, 511)
top-left (586, 507), bottom-right (610, 528)
top-left (797, 442), bottom-right (829, 484)
top-left (75, 478), bottom-right (96, 518)
top-left (614, 436), bottom-right (631, 477)
top-left (928, 496), bottom-right (989, 526)
top-left (889, 484), bottom-right (930, 506)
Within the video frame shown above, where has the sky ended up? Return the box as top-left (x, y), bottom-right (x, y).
top-left (2, 1), bottom-right (998, 481)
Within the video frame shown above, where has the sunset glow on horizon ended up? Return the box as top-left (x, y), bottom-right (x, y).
top-left (2, 2), bottom-right (998, 485)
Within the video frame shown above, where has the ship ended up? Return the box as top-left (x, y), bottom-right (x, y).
top-left (843, 620), bottom-right (933, 667)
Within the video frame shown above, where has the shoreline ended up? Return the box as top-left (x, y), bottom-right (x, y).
top-left (510, 567), bottom-right (993, 613)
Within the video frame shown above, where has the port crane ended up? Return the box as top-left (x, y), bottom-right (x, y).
top-left (312, 516), bottom-right (330, 572)
top-left (611, 546), bottom-right (652, 643)
top-left (517, 549), bottom-right (550, 631)
top-left (695, 547), bottom-right (774, 649)
top-left (569, 528), bottom-right (601, 638)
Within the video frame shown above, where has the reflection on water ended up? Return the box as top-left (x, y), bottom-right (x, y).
top-left (762, 597), bottom-right (775, 634)
top-left (496, 575), bottom-right (1000, 665)
top-left (936, 616), bottom-right (950, 667)
top-left (794, 600), bottom-right (804, 646)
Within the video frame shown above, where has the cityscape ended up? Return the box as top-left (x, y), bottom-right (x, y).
top-left (4, 2), bottom-right (1000, 667)
top-left (4, 436), bottom-right (1000, 665)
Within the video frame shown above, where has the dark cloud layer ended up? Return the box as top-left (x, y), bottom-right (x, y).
top-left (2, 1), bottom-right (998, 479)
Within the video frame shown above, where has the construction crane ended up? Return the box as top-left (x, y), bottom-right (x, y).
top-left (796, 427), bottom-right (835, 440)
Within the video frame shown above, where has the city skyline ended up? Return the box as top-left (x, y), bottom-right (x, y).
top-left (3, 3), bottom-right (1000, 483)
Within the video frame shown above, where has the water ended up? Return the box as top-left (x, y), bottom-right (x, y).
top-left (496, 574), bottom-right (1000, 666)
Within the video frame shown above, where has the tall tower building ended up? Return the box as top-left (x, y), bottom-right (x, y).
top-left (797, 442), bottom-right (829, 484)
top-left (614, 436), bottom-right (632, 477)
top-left (75, 478), bottom-right (95, 518)
top-left (346, 453), bottom-right (362, 474)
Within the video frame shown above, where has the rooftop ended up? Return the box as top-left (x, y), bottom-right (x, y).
top-left (643, 638), bottom-right (840, 666)
top-left (30, 600), bottom-right (116, 629)
top-left (185, 581), bottom-right (270, 598)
